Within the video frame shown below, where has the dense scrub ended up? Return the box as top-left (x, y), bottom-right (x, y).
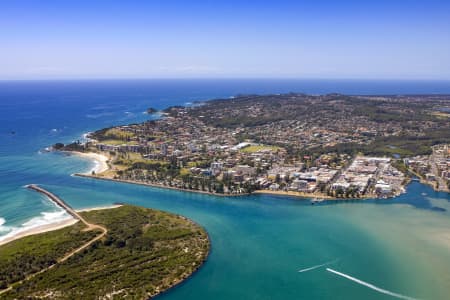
top-left (1, 205), bottom-right (209, 299)
top-left (0, 222), bottom-right (97, 289)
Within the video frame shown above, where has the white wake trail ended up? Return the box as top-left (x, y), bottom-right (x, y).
top-left (298, 259), bottom-right (338, 273)
top-left (326, 268), bottom-right (418, 300)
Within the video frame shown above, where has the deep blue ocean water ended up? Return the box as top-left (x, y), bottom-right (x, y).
top-left (1, 79), bottom-right (450, 299)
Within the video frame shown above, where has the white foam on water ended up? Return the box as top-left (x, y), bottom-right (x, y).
top-left (81, 132), bottom-right (94, 142)
top-left (0, 217), bottom-right (8, 232)
top-left (0, 210), bottom-right (73, 242)
top-left (298, 259), bottom-right (339, 273)
top-left (22, 211), bottom-right (69, 227)
top-left (90, 160), bottom-right (101, 173)
top-left (326, 268), bottom-right (419, 300)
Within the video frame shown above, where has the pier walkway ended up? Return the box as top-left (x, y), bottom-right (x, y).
top-left (27, 184), bottom-right (89, 226)
top-left (26, 184), bottom-right (107, 262)
top-left (0, 185), bottom-right (109, 295)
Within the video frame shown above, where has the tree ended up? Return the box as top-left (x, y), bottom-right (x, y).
top-left (216, 183), bottom-right (224, 193)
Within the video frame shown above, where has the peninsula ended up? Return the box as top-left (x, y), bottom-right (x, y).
top-left (0, 186), bottom-right (209, 299)
top-left (57, 93), bottom-right (450, 199)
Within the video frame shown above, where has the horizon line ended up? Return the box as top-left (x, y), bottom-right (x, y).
top-left (1, 77), bottom-right (450, 82)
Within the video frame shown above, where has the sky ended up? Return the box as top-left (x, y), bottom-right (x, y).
top-left (1, 0), bottom-right (450, 80)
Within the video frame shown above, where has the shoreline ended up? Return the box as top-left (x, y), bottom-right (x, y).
top-left (65, 148), bottom-right (413, 201)
top-left (75, 204), bottom-right (123, 212)
top-left (253, 189), bottom-right (381, 200)
top-left (76, 174), bottom-right (406, 201)
top-left (253, 189), bottom-right (336, 200)
top-left (0, 205), bottom-right (122, 247)
top-left (0, 204), bottom-right (210, 298)
top-left (65, 151), bottom-right (110, 174)
top-left (152, 214), bottom-right (211, 299)
top-left (0, 218), bottom-right (78, 247)
top-left (406, 169), bottom-right (449, 193)
top-left (74, 173), bottom-right (250, 197)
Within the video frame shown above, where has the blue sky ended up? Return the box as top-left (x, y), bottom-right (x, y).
top-left (1, 0), bottom-right (450, 80)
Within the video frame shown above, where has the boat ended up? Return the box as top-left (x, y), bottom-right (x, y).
top-left (311, 198), bottom-right (325, 205)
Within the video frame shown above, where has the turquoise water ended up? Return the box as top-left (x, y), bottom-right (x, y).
top-left (1, 80), bottom-right (450, 299)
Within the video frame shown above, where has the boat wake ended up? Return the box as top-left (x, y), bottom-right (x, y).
top-left (298, 259), bottom-right (339, 273)
top-left (326, 268), bottom-right (418, 300)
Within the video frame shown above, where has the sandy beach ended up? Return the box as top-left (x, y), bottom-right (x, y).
top-left (0, 205), bottom-right (122, 247)
top-left (69, 151), bottom-right (109, 174)
top-left (76, 204), bottom-right (122, 213)
top-left (0, 218), bottom-right (78, 246)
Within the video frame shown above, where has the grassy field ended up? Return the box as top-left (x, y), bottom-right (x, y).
top-left (240, 144), bottom-right (280, 153)
top-left (430, 111), bottom-right (450, 119)
top-left (104, 128), bottom-right (135, 140)
top-left (0, 205), bottom-right (209, 299)
top-left (100, 139), bottom-right (139, 146)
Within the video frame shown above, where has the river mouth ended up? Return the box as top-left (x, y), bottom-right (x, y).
top-left (1, 80), bottom-right (450, 299)
top-left (7, 177), bottom-right (444, 300)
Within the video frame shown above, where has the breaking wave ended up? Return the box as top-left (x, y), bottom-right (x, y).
top-left (0, 217), bottom-right (7, 232)
top-left (0, 210), bottom-right (73, 243)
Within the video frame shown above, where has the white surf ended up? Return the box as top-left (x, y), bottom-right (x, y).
top-left (0, 211), bottom-right (72, 243)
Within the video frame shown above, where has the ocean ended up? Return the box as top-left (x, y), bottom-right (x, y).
top-left (1, 79), bottom-right (450, 299)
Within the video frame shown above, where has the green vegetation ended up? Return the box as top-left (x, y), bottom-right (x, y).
top-left (391, 160), bottom-right (410, 180)
top-left (89, 127), bottom-right (137, 144)
top-left (54, 141), bottom-right (87, 152)
top-left (430, 111), bottom-right (450, 119)
top-left (1, 205), bottom-right (209, 299)
top-left (104, 128), bottom-right (135, 140)
top-left (308, 130), bottom-right (450, 158)
top-left (0, 223), bottom-right (98, 290)
top-left (62, 93), bottom-right (450, 196)
top-left (52, 142), bottom-right (65, 150)
top-left (100, 139), bottom-right (138, 146)
top-left (146, 107), bottom-right (158, 114)
top-left (240, 145), bottom-right (280, 153)
top-left (187, 94), bottom-right (445, 128)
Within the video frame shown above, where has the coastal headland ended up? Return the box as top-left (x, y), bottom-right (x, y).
top-left (54, 93), bottom-right (450, 200)
top-left (0, 186), bottom-right (210, 299)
